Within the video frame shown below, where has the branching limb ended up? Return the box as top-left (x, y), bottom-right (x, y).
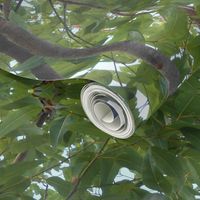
top-left (0, 18), bottom-right (180, 94)
top-left (48, 0), bottom-right (92, 46)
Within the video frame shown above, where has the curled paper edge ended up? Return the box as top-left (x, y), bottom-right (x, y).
top-left (80, 82), bottom-right (135, 139)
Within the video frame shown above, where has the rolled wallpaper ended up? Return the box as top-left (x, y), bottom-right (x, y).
top-left (0, 59), bottom-right (168, 139)
top-left (79, 65), bottom-right (168, 138)
top-left (0, 19), bottom-right (180, 139)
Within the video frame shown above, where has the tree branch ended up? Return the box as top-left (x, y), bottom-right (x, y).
top-left (43, 184), bottom-right (49, 200)
top-left (0, 18), bottom-right (180, 94)
top-left (14, 0), bottom-right (24, 12)
top-left (32, 141), bottom-right (95, 178)
top-left (0, 34), bottom-right (62, 80)
top-left (48, 0), bottom-right (94, 46)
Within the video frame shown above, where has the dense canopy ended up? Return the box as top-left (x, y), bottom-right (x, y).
top-left (0, 0), bottom-right (200, 199)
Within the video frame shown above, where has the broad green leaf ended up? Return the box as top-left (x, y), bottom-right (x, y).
top-left (0, 96), bottom-right (40, 110)
top-left (0, 107), bottom-right (35, 138)
top-left (115, 147), bottom-right (143, 173)
top-left (181, 128), bottom-right (200, 151)
top-left (13, 56), bottom-right (45, 72)
top-left (50, 115), bottom-right (75, 147)
top-left (9, 135), bottom-right (47, 153)
top-left (0, 161), bottom-right (40, 185)
top-left (9, 11), bottom-right (27, 29)
top-left (84, 70), bottom-right (113, 85)
top-left (0, 0), bottom-right (200, 199)
top-left (151, 147), bottom-right (184, 180)
top-left (142, 150), bottom-right (172, 193)
top-left (0, 176), bottom-right (30, 195)
top-left (46, 177), bottom-right (72, 197)
top-left (100, 159), bottom-right (119, 185)
top-left (127, 31), bottom-right (145, 43)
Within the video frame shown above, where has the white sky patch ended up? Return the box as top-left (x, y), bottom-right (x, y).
top-left (87, 187), bottom-right (102, 197)
top-left (135, 90), bottom-right (149, 120)
top-left (0, 155), bottom-right (4, 161)
top-left (17, 135), bottom-right (26, 141)
top-left (71, 60), bottom-right (139, 79)
top-left (114, 167), bottom-right (134, 182)
top-left (140, 185), bottom-right (159, 193)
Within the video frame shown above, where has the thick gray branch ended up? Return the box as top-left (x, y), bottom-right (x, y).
top-left (0, 18), bottom-right (180, 95)
top-left (0, 34), bottom-right (62, 80)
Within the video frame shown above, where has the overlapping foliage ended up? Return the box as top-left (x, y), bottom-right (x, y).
top-left (0, 0), bottom-right (200, 199)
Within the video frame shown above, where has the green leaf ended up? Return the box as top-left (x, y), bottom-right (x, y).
top-left (151, 147), bottom-right (184, 180)
top-left (0, 161), bottom-right (41, 185)
top-left (0, 96), bottom-right (40, 110)
top-left (50, 115), bottom-right (75, 147)
top-left (0, 107), bottom-right (35, 138)
top-left (0, 177), bottom-right (30, 198)
top-left (142, 150), bottom-right (172, 193)
top-left (116, 147), bottom-right (143, 173)
top-left (9, 11), bottom-right (27, 29)
top-left (100, 159), bottom-right (119, 185)
top-left (127, 30), bottom-right (145, 43)
top-left (46, 177), bottom-right (72, 197)
top-left (84, 70), bottom-right (113, 85)
top-left (181, 128), bottom-right (200, 151)
top-left (13, 56), bottom-right (45, 72)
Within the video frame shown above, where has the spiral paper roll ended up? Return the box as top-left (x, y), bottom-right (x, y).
top-left (0, 38), bottom-right (179, 139)
top-left (0, 19), bottom-right (180, 139)
top-left (77, 62), bottom-right (169, 138)
top-left (80, 83), bottom-right (135, 139)
top-left (0, 59), bottom-right (169, 139)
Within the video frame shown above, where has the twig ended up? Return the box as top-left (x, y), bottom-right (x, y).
top-left (32, 142), bottom-right (96, 178)
top-left (111, 52), bottom-right (123, 87)
top-left (58, 0), bottom-right (137, 17)
top-left (12, 151), bottom-right (28, 163)
top-left (43, 184), bottom-right (48, 200)
top-left (66, 138), bottom-right (110, 200)
top-left (49, 0), bottom-right (133, 66)
top-left (14, 0), bottom-right (23, 12)
top-left (48, 0), bottom-right (90, 45)
top-left (1, 142), bottom-right (95, 194)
